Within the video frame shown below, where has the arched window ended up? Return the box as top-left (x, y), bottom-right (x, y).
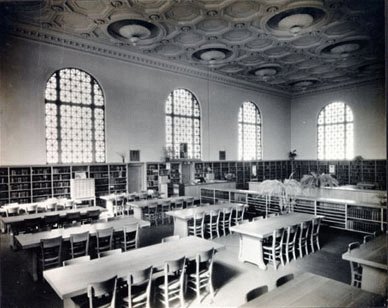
top-left (165, 89), bottom-right (201, 159)
top-left (317, 102), bottom-right (353, 160)
top-left (238, 101), bottom-right (262, 161)
top-left (45, 68), bottom-right (105, 163)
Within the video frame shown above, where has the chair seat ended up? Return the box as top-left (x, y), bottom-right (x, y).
top-left (122, 290), bottom-right (147, 304)
top-left (158, 278), bottom-right (181, 290)
top-left (189, 268), bottom-right (209, 279)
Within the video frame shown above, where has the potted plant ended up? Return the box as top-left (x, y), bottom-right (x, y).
top-left (256, 176), bottom-right (302, 214)
top-left (300, 172), bottom-right (339, 189)
top-left (288, 149), bottom-right (297, 160)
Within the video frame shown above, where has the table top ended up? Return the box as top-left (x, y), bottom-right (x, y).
top-left (240, 272), bottom-right (384, 308)
top-left (44, 236), bottom-right (224, 299)
top-left (166, 203), bottom-right (246, 220)
top-left (15, 216), bottom-right (150, 249)
top-left (342, 234), bottom-right (387, 270)
top-left (129, 196), bottom-right (196, 209)
top-left (0, 206), bottom-right (106, 225)
top-left (230, 213), bottom-right (320, 239)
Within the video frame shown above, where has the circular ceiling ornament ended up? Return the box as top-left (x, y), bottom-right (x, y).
top-left (321, 39), bottom-right (367, 57)
top-left (250, 66), bottom-right (279, 78)
top-left (266, 7), bottom-right (326, 36)
top-left (192, 48), bottom-right (232, 64)
top-left (108, 19), bottom-right (160, 45)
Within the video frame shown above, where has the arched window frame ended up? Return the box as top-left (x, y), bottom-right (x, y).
top-left (317, 101), bottom-right (354, 160)
top-left (238, 101), bottom-right (262, 161)
top-left (165, 88), bottom-right (201, 160)
top-left (45, 68), bottom-right (106, 163)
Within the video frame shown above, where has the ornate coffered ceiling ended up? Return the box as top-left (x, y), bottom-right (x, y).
top-left (0, 0), bottom-right (385, 95)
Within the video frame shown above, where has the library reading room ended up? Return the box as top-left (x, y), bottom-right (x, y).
top-left (0, 0), bottom-right (387, 307)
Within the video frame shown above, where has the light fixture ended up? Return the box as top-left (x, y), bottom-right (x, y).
top-left (118, 24), bottom-right (151, 45)
top-left (278, 13), bottom-right (314, 35)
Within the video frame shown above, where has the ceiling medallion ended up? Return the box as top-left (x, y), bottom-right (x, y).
top-left (206, 10), bottom-right (218, 16)
top-left (192, 48), bottom-right (232, 66)
top-left (250, 66), bottom-right (279, 81)
top-left (321, 40), bottom-right (367, 57)
top-left (94, 19), bottom-right (106, 25)
top-left (267, 7), bottom-right (326, 35)
top-left (290, 79), bottom-right (319, 89)
top-left (51, 5), bottom-right (64, 12)
top-left (149, 14), bottom-right (160, 21)
top-left (108, 19), bottom-right (160, 45)
top-left (110, 1), bottom-right (123, 8)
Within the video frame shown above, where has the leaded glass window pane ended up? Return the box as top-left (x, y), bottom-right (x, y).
top-left (165, 89), bottom-right (201, 159)
top-left (317, 102), bottom-right (353, 160)
top-left (45, 68), bottom-right (105, 163)
top-left (238, 102), bottom-right (262, 161)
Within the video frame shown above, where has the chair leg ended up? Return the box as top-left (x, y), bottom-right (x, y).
top-left (299, 240), bottom-right (303, 258)
top-left (316, 237), bottom-right (320, 250)
top-left (305, 240), bottom-right (309, 255)
top-left (292, 245), bottom-right (297, 260)
top-left (311, 238), bottom-right (315, 253)
top-left (208, 278), bottom-right (215, 301)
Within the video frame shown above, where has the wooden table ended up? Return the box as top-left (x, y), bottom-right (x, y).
top-left (15, 216), bottom-right (149, 282)
top-left (342, 233), bottom-right (388, 296)
top-left (44, 236), bottom-right (224, 308)
top-left (230, 213), bottom-right (320, 270)
top-left (129, 196), bottom-right (198, 220)
top-left (167, 203), bottom-right (246, 237)
top-left (240, 272), bottom-right (384, 307)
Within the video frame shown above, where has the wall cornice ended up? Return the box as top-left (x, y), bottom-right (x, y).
top-left (3, 25), bottom-right (383, 100)
top-left (5, 26), bottom-right (292, 98)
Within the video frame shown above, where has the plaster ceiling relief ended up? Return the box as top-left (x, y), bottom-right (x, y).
top-left (1, 0), bottom-right (384, 94)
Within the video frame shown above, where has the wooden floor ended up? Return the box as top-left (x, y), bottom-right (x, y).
top-left (0, 222), bottom-right (364, 308)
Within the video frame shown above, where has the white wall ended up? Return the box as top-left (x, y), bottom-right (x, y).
top-left (0, 36), bottom-right (291, 165)
top-left (290, 82), bottom-right (386, 159)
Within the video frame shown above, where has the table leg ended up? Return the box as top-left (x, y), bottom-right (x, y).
top-left (238, 234), bottom-right (267, 270)
top-left (133, 207), bottom-right (143, 220)
top-left (63, 298), bottom-right (78, 308)
top-left (361, 266), bottom-right (387, 296)
top-left (30, 249), bottom-right (39, 282)
top-left (173, 218), bottom-right (189, 237)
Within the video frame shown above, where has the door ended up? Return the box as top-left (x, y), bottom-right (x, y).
top-left (128, 163), bottom-right (144, 193)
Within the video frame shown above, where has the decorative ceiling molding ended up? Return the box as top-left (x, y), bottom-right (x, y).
top-left (5, 25), bottom-right (290, 98)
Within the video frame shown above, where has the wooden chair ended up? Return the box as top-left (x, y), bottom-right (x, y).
top-left (283, 225), bottom-right (298, 264)
top-left (185, 197), bottom-right (195, 209)
top-left (157, 257), bottom-right (187, 308)
top-left (122, 266), bottom-right (153, 308)
top-left (24, 217), bottom-right (42, 233)
top-left (87, 275), bottom-right (117, 308)
top-left (205, 210), bottom-right (220, 239)
top-left (161, 235), bottom-right (180, 243)
top-left (219, 208), bottom-right (232, 236)
top-left (144, 202), bottom-right (158, 226)
top-left (263, 228), bottom-right (285, 270)
top-left (45, 199), bottom-right (58, 211)
top-left (232, 204), bottom-right (245, 226)
top-left (63, 255), bottom-right (91, 266)
top-left (348, 242), bottom-right (362, 288)
top-left (363, 234), bottom-right (374, 244)
top-left (252, 216), bottom-right (265, 221)
top-left (39, 236), bottom-right (63, 271)
top-left (98, 248), bottom-right (122, 258)
top-left (96, 227), bottom-right (114, 254)
top-left (276, 273), bottom-right (294, 287)
top-left (187, 248), bottom-right (215, 302)
top-left (188, 213), bottom-right (204, 238)
top-left (43, 213), bottom-right (60, 229)
top-left (121, 224), bottom-right (139, 251)
top-left (65, 211), bottom-right (81, 225)
top-left (25, 203), bottom-right (38, 215)
top-left (114, 196), bottom-right (125, 217)
top-left (160, 201), bottom-right (171, 224)
top-left (298, 220), bottom-right (312, 257)
top-left (70, 231), bottom-right (90, 259)
top-left (85, 209), bottom-right (101, 224)
top-left (246, 285), bottom-right (268, 302)
top-left (310, 217), bottom-right (322, 252)
top-left (6, 206), bottom-right (19, 217)
top-left (172, 199), bottom-right (184, 210)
